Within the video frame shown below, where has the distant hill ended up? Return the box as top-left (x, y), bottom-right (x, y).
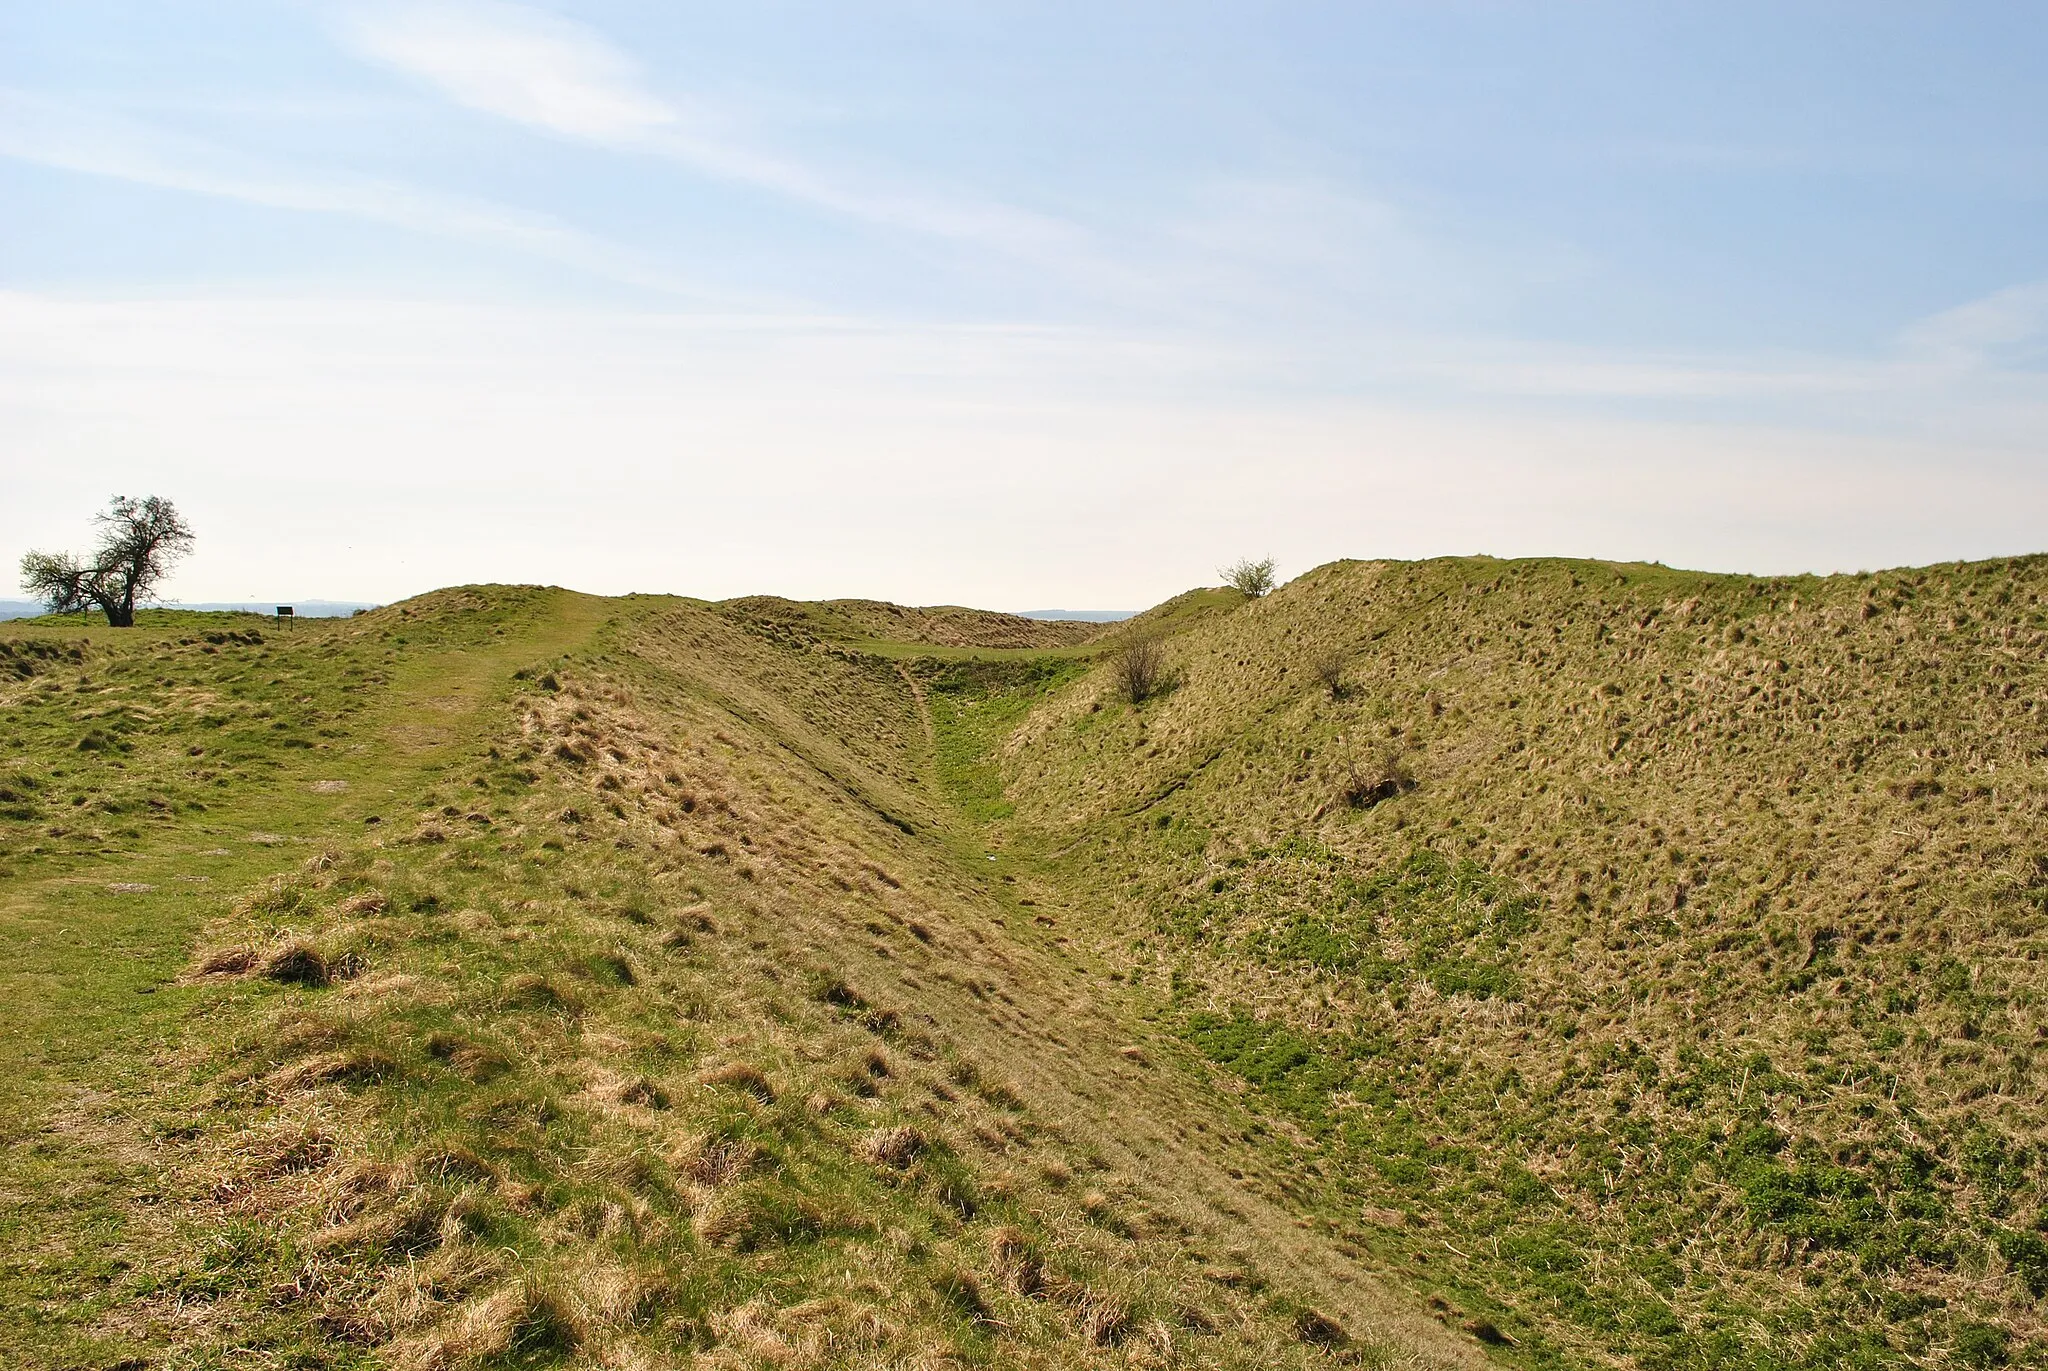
top-left (1015, 608), bottom-right (1136, 622)
top-left (719, 595), bottom-right (1103, 649)
top-left (0, 598), bottom-right (376, 621)
top-left (172, 600), bottom-right (378, 617)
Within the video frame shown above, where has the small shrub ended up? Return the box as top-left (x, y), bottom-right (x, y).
top-left (1311, 649), bottom-right (1348, 699)
top-left (1220, 557), bottom-right (1276, 598)
top-left (1115, 637), bottom-right (1167, 705)
top-left (1342, 748), bottom-right (1414, 808)
top-left (1954, 1322), bottom-right (2011, 1368)
top-left (1997, 1228), bottom-right (2048, 1296)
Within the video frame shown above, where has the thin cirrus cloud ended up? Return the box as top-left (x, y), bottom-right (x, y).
top-left (3, 70), bottom-right (2038, 433)
top-left (333, 0), bottom-right (676, 140)
top-left (333, 3), bottom-right (1433, 324)
top-left (331, 0), bottom-right (1089, 260)
top-left (0, 88), bottom-right (740, 302)
top-left (1896, 279), bottom-right (2048, 370)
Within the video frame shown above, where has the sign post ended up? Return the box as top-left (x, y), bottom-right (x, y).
top-left (277, 605), bottom-right (294, 630)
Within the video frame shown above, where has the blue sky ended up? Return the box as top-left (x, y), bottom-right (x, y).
top-left (3, 2), bottom-right (2044, 607)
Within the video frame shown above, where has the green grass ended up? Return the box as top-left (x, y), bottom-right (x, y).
top-left (925, 657), bottom-right (1090, 823)
top-left (984, 553), bottom-right (2048, 1369)
top-left (23, 552), bottom-right (2045, 1370)
top-left (0, 588), bottom-right (1452, 1371)
top-left (0, 587), bottom-right (609, 1368)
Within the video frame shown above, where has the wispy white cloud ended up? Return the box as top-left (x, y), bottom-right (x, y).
top-left (7, 74), bottom-right (2039, 439)
top-left (331, 1), bottom-right (1088, 259)
top-left (1365, 279), bottom-right (2048, 426)
top-left (0, 89), bottom-right (736, 301)
top-left (336, 0), bottom-right (675, 140)
top-left (1897, 279), bottom-right (2048, 369)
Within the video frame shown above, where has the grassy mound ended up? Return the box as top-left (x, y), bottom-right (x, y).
top-left (986, 554), bottom-right (2048, 1369)
top-left (0, 587), bottom-right (1466, 1370)
top-left (13, 552), bottom-right (2045, 1371)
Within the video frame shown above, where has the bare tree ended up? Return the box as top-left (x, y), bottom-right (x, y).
top-left (1312, 649), bottom-right (1348, 700)
top-left (1341, 746), bottom-right (1414, 809)
top-left (1114, 635), bottom-right (1167, 705)
top-left (1220, 556), bottom-right (1276, 598)
top-left (20, 496), bottom-right (195, 627)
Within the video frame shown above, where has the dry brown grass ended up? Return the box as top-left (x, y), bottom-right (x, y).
top-left (40, 582), bottom-right (1497, 1371)
top-left (672, 1128), bottom-right (760, 1187)
top-left (268, 1047), bottom-right (395, 1095)
top-left (997, 553), bottom-right (2048, 1365)
top-left (405, 1278), bottom-right (583, 1370)
top-left (192, 945), bottom-right (257, 976)
top-left (858, 1124), bottom-right (928, 1169)
top-left (260, 941), bottom-right (331, 987)
top-left (698, 1061), bottom-right (775, 1102)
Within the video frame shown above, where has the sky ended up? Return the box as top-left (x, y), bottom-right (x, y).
top-left (2, 2), bottom-right (2045, 610)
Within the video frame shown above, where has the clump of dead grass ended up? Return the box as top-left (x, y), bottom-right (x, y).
top-left (425, 1031), bottom-right (509, 1082)
top-left (673, 1128), bottom-right (761, 1188)
top-left (858, 1125), bottom-right (927, 1169)
top-left (987, 1224), bottom-right (1046, 1297)
top-left (269, 1047), bottom-right (396, 1095)
top-left (262, 940), bottom-right (331, 987)
top-left (193, 944), bottom-right (256, 976)
top-left (409, 1276), bottom-right (584, 1370)
top-left (698, 1062), bottom-right (775, 1102)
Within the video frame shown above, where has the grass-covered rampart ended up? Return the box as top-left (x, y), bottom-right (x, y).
top-left (20, 552), bottom-right (2046, 1370)
top-left (1, 588), bottom-right (1470, 1371)
top-left (988, 555), bottom-right (2048, 1369)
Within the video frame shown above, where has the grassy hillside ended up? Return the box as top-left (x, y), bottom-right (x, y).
top-left (0, 589), bottom-right (1469, 1371)
top-left (9, 554), bottom-right (2046, 1371)
top-left (984, 555), bottom-right (2048, 1370)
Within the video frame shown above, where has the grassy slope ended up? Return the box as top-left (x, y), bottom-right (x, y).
top-left (989, 555), bottom-right (2048, 1371)
top-left (23, 553), bottom-right (2044, 1371)
top-left (0, 588), bottom-right (609, 1365)
top-left (0, 590), bottom-right (1475, 1370)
